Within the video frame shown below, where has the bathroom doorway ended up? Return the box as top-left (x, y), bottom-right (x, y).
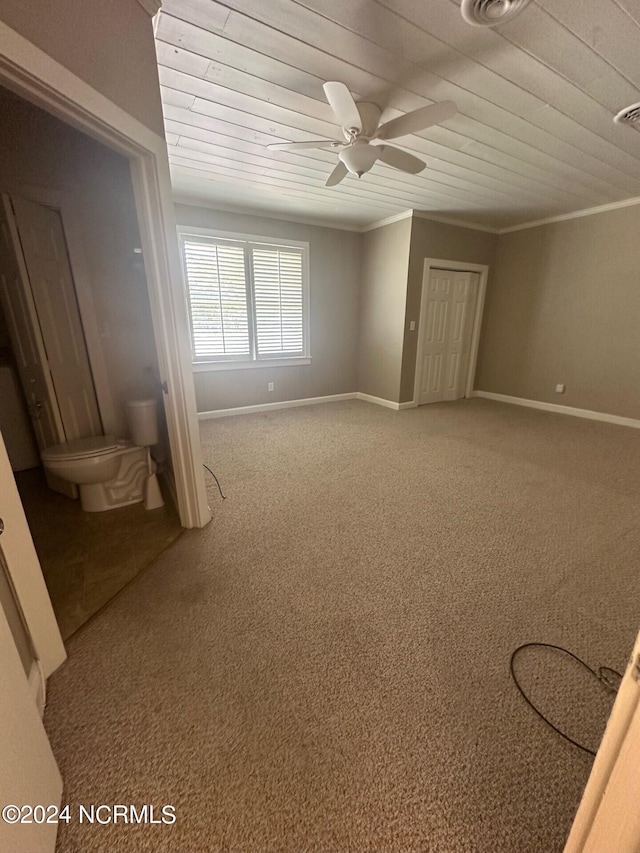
top-left (0, 85), bottom-right (183, 639)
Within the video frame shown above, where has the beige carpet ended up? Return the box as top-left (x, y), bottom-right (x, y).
top-left (45, 398), bottom-right (640, 852)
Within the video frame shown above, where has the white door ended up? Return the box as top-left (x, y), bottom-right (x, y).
top-left (0, 197), bottom-right (61, 451)
top-left (0, 598), bottom-right (63, 853)
top-left (10, 195), bottom-right (102, 440)
top-left (0, 428), bottom-right (65, 852)
top-left (417, 269), bottom-right (478, 405)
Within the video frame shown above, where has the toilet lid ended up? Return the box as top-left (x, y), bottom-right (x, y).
top-left (41, 435), bottom-right (120, 462)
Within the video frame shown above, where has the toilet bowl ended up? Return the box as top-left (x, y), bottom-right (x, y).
top-left (41, 435), bottom-right (150, 512)
top-left (41, 398), bottom-right (162, 513)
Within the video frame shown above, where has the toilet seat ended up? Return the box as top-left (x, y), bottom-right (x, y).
top-left (41, 435), bottom-right (120, 463)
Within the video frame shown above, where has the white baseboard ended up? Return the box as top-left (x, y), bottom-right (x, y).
top-left (355, 392), bottom-right (400, 410)
top-left (198, 393), bottom-right (357, 419)
top-left (198, 391), bottom-right (421, 419)
top-left (355, 392), bottom-right (418, 410)
top-left (474, 390), bottom-right (640, 430)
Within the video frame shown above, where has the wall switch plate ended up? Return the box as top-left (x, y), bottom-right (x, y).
top-left (555, 383), bottom-right (565, 393)
top-left (268, 382), bottom-right (274, 392)
top-left (410, 320), bottom-right (416, 331)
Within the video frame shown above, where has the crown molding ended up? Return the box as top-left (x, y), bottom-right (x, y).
top-left (361, 210), bottom-right (413, 232)
top-left (136, 0), bottom-right (162, 16)
top-left (172, 196), bottom-right (364, 232)
top-left (171, 192), bottom-right (640, 239)
top-left (498, 195), bottom-right (640, 234)
top-left (412, 210), bottom-right (498, 234)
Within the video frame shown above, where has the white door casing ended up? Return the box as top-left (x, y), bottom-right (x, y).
top-left (413, 258), bottom-right (489, 407)
top-left (0, 196), bottom-right (62, 450)
top-left (564, 629), bottom-right (640, 853)
top-left (11, 195), bottom-right (102, 440)
top-left (417, 268), bottom-right (479, 405)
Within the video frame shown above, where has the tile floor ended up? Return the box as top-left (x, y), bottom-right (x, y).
top-left (15, 467), bottom-right (183, 640)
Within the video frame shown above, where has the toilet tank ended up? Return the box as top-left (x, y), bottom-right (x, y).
top-left (126, 398), bottom-right (159, 447)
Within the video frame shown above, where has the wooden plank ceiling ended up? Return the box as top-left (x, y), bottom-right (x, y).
top-left (156, 0), bottom-right (640, 230)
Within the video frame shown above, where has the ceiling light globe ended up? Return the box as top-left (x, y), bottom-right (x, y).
top-left (485, 0), bottom-right (511, 19)
top-left (338, 141), bottom-right (379, 177)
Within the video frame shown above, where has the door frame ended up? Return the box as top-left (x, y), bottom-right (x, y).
top-left (413, 258), bottom-right (489, 406)
top-left (0, 19), bottom-right (210, 529)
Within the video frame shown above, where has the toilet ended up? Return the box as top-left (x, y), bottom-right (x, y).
top-left (41, 398), bottom-right (161, 513)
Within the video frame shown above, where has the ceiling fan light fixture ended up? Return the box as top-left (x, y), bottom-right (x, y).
top-left (614, 103), bottom-right (640, 128)
top-left (338, 141), bottom-right (379, 177)
top-left (460, 0), bottom-right (532, 27)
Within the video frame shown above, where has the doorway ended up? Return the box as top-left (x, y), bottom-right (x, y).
top-left (0, 86), bottom-right (183, 639)
top-left (413, 259), bottom-right (488, 406)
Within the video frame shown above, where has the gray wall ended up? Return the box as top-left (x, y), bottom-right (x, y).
top-left (175, 205), bottom-right (361, 412)
top-left (358, 219), bottom-right (412, 403)
top-left (0, 0), bottom-right (164, 136)
top-left (476, 205), bottom-right (640, 419)
top-left (0, 88), bottom-right (161, 438)
top-left (400, 217), bottom-right (497, 403)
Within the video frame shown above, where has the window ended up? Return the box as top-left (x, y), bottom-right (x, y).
top-left (179, 229), bottom-right (310, 368)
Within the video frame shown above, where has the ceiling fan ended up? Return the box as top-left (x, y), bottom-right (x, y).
top-left (267, 82), bottom-right (457, 187)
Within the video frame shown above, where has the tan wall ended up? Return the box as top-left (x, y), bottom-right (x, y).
top-left (0, 0), bottom-right (164, 136)
top-left (358, 219), bottom-right (412, 403)
top-left (400, 217), bottom-right (497, 403)
top-left (175, 205), bottom-right (361, 412)
top-left (476, 206), bottom-right (640, 419)
top-left (0, 88), bottom-right (161, 437)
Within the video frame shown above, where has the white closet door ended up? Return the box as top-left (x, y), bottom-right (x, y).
top-left (0, 197), bottom-right (61, 451)
top-left (11, 195), bottom-right (102, 440)
top-left (418, 269), bottom-right (478, 405)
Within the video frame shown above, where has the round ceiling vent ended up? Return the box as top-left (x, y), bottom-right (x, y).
top-left (614, 103), bottom-right (640, 127)
top-left (460, 0), bottom-right (533, 27)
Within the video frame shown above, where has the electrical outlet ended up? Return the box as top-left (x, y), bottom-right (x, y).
top-left (555, 383), bottom-right (565, 393)
top-left (410, 320), bottom-right (416, 331)
top-left (268, 382), bottom-right (274, 392)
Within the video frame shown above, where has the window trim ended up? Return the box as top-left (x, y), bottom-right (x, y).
top-left (178, 226), bottom-right (311, 370)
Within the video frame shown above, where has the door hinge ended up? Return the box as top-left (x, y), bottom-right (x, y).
top-left (160, 380), bottom-right (169, 395)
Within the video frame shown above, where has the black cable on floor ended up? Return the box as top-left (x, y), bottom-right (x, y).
top-left (203, 464), bottom-right (226, 500)
top-left (510, 642), bottom-right (623, 757)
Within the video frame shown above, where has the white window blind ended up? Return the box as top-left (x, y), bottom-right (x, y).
top-left (252, 246), bottom-right (304, 357)
top-left (181, 231), bottom-right (308, 365)
top-left (183, 239), bottom-right (250, 359)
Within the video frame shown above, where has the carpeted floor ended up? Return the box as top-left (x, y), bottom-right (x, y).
top-left (45, 398), bottom-right (640, 852)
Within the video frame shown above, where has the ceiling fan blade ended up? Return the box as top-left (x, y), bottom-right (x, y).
top-left (376, 145), bottom-right (426, 174)
top-left (323, 82), bottom-right (362, 132)
top-left (375, 100), bottom-right (457, 140)
top-left (325, 161), bottom-right (348, 187)
top-left (267, 139), bottom-right (342, 151)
